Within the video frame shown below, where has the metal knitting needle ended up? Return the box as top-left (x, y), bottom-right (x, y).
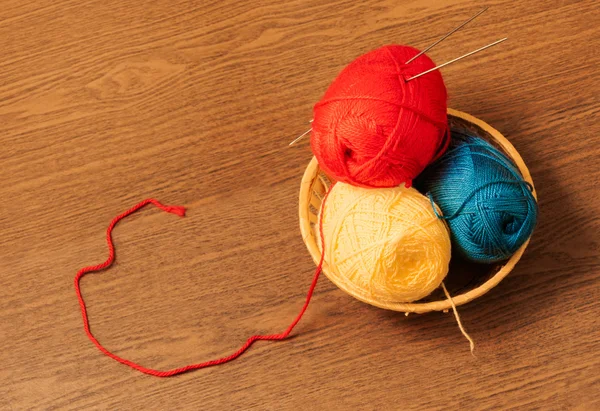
top-left (405, 37), bottom-right (508, 81)
top-left (289, 120), bottom-right (313, 146)
top-left (290, 7), bottom-right (487, 146)
top-left (289, 127), bottom-right (311, 146)
top-left (405, 7), bottom-right (489, 65)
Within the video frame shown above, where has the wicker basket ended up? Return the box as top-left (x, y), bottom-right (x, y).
top-left (299, 108), bottom-right (537, 314)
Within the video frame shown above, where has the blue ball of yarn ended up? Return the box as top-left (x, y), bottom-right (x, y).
top-left (416, 131), bottom-right (538, 263)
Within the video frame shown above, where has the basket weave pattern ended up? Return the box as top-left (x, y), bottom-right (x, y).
top-left (299, 109), bottom-right (537, 314)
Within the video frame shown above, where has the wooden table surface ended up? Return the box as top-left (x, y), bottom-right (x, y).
top-left (1, 0), bottom-right (599, 409)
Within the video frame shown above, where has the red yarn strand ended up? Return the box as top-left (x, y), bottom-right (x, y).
top-left (75, 193), bottom-right (332, 377)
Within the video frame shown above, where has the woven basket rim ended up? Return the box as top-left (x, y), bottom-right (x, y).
top-left (299, 108), bottom-right (537, 314)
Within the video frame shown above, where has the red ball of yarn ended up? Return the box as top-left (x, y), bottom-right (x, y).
top-left (311, 45), bottom-right (449, 188)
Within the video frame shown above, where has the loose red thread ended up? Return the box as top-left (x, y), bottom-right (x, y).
top-left (75, 193), bottom-right (332, 377)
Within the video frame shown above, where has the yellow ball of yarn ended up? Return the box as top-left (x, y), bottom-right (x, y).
top-left (319, 182), bottom-right (451, 304)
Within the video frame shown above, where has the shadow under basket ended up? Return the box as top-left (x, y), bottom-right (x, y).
top-left (299, 108), bottom-right (537, 314)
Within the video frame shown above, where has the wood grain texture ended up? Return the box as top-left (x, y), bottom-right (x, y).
top-left (1, 0), bottom-right (598, 409)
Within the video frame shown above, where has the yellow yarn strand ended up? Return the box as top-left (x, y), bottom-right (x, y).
top-left (442, 282), bottom-right (476, 355)
top-left (319, 183), bottom-right (452, 304)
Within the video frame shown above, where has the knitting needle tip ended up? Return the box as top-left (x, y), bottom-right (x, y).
top-left (289, 120), bottom-right (314, 146)
top-left (405, 6), bottom-right (489, 64)
top-left (289, 127), bottom-right (312, 146)
top-left (406, 37), bottom-right (508, 81)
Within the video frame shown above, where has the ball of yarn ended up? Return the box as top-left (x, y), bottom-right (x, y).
top-left (416, 131), bottom-right (538, 263)
top-left (311, 45), bottom-right (448, 188)
top-left (319, 182), bottom-right (451, 303)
